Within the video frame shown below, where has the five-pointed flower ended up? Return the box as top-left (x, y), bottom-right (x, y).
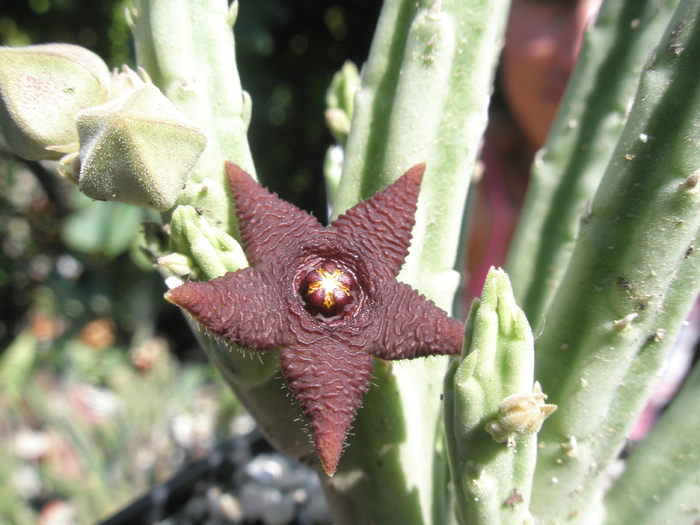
top-left (166, 162), bottom-right (464, 475)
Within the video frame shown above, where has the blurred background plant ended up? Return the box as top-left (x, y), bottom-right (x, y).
top-left (0, 0), bottom-right (380, 522)
top-left (0, 154), bottom-right (244, 524)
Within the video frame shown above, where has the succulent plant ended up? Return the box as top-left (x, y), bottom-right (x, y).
top-left (2, 0), bottom-right (699, 523)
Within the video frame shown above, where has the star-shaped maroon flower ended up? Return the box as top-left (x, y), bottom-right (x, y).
top-left (166, 162), bottom-right (464, 475)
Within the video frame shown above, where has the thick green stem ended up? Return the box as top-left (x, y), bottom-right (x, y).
top-left (131, 0), bottom-right (254, 233)
top-left (320, 1), bottom-right (508, 523)
top-left (529, 1), bottom-right (700, 520)
top-left (444, 269), bottom-right (545, 525)
top-left (506, 0), bottom-right (679, 329)
top-left (602, 359), bottom-right (700, 524)
top-left (131, 0), bottom-right (312, 461)
top-left (189, 320), bottom-right (316, 462)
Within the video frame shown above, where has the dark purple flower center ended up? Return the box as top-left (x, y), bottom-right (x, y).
top-left (302, 261), bottom-right (355, 315)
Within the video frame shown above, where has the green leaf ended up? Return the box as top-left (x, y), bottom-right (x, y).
top-left (63, 198), bottom-right (153, 258)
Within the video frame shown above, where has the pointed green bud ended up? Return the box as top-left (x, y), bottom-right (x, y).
top-left (157, 252), bottom-right (196, 281)
top-left (76, 83), bottom-right (207, 211)
top-left (444, 268), bottom-right (545, 525)
top-left (324, 108), bottom-right (352, 141)
top-left (325, 61), bottom-right (358, 144)
top-left (0, 43), bottom-right (110, 160)
top-left (326, 61), bottom-right (358, 115)
top-left (168, 205), bottom-right (248, 281)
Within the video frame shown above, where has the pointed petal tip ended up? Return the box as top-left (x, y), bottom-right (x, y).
top-left (305, 404), bottom-right (357, 476)
top-left (224, 160), bottom-right (242, 174)
top-left (315, 432), bottom-right (344, 476)
top-left (408, 162), bottom-right (426, 177)
top-left (164, 281), bottom-right (205, 311)
top-left (403, 162), bottom-right (426, 185)
top-left (164, 285), bottom-right (180, 305)
top-left (322, 460), bottom-right (338, 477)
top-left (224, 160), bottom-right (253, 187)
top-left (394, 162), bottom-right (426, 198)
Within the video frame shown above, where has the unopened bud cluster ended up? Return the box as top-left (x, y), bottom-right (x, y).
top-left (0, 43), bottom-right (206, 211)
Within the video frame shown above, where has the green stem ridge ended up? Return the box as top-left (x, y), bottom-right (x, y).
top-left (602, 359), bottom-right (700, 524)
top-left (529, 1), bottom-right (700, 520)
top-left (318, 1), bottom-right (508, 523)
top-left (444, 268), bottom-right (539, 525)
top-left (132, 0), bottom-right (254, 235)
top-left (506, 0), bottom-right (680, 329)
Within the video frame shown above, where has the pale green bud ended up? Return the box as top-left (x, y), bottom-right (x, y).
top-left (76, 83), bottom-right (207, 211)
top-left (325, 61), bottom-right (358, 144)
top-left (487, 382), bottom-right (558, 443)
top-left (157, 252), bottom-right (196, 280)
top-left (324, 108), bottom-right (351, 140)
top-left (0, 43), bottom-right (110, 160)
top-left (326, 61), bottom-right (358, 116)
top-left (169, 205), bottom-right (248, 281)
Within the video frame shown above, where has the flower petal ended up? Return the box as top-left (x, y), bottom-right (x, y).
top-left (166, 264), bottom-right (292, 350)
top-left (226, 162), bottom-right (322, 266)
top-left (280, 342), bottom-right (374, 475)
top-left (370, 281), bottom-right (464, 360)
top-left (329, 163), bottom-right (425, 279)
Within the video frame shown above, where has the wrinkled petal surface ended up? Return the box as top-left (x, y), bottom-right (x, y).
top-left (167, 162), bottom-right (464, 475)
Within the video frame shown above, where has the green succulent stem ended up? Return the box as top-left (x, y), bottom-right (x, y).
top-left (528, 0), bottom-right (700, 520)
top-left (131, 0), bottom-right (254, 234)
top-left (333, 0), bottom-right (509, 305)
top-left (506, 0), bottom-right (680, 330)
top-left (318, 1), bottom-right (508, 523)
top-left (602, 358), bottom-right (700, 524)
top-left (444, 268), bottom-right (541, 525)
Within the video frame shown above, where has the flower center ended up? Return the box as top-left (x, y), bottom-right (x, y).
top-left (302, 261), bottom-right (355, 314)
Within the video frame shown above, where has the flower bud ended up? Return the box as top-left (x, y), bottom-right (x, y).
top-left (324, 108), bottom-right (352, 141)
top-left (157, 252), bottom-right (195, 280)
top-left (76, 83), bottom-right (207, 211)
top-left (168, 205), bottom-right (248, 280)
top-left (325, 61), bottom-right (358, 144)
top-left (487, 382), bottom-right (557, 443)
top-left (0, 44), bottom-right (110, 160)
top-left (326, 61), bottom-right (358, 117)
